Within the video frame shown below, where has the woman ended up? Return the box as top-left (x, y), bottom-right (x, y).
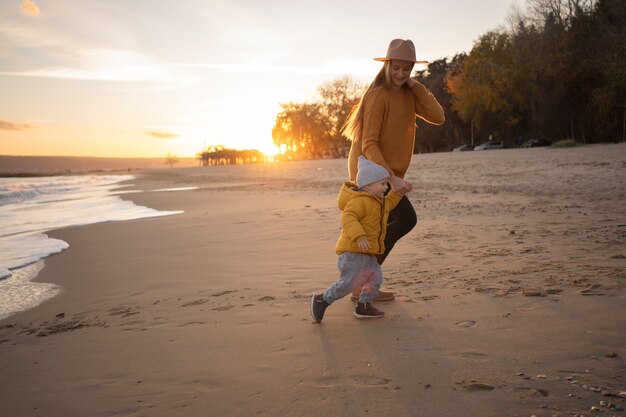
top-left (344, 38), bottom-right (445, 301)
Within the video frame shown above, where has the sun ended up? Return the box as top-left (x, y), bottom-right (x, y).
top-left (163, 90), bottom-right (289, 160)
top-left (176, 128), bottom-right (281, 161)
top-left (200, 101), bottom-right (282, 157)
top-left (255, 140), bottom-right (280, 158)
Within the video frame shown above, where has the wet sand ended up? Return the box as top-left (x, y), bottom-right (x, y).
top-left (1, 144), bottom-right (625, 416)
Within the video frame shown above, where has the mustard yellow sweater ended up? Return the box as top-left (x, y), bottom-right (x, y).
top-left (348, 82), bottom-right (445, 181)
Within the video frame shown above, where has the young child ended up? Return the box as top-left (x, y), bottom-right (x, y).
top-left (311, 156), bottom-right (404, 322)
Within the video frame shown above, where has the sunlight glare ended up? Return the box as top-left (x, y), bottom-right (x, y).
top-left (258, 142), bottom-right (281, 159)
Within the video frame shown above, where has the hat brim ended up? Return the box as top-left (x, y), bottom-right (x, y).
top-left (374, 57), bottom-right (429, 64)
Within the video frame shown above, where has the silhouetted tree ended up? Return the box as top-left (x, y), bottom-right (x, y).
top-left (272, 102), bottom-right (326, 159)
top-left (164, 153), bottom-right (179, 168)
top-left (316, 76), bottom-right (364, 157)
top-left (272, 77), bottom-right (365, 160)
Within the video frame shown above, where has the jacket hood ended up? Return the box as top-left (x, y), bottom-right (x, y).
top-left (338, 181), bottom-right (372, 211)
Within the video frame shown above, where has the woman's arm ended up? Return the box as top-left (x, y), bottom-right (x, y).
top-left (407, 78), bottom-right (445, 125)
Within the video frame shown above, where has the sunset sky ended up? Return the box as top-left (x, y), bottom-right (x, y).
top-left (1, 0), bottom-right (526, 158)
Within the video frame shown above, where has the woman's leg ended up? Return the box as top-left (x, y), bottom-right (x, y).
top-left (377, 195), bottom-right (417, 265)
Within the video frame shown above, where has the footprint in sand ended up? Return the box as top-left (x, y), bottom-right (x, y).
top-left (108, 306), bottom-right (140, 317)
top-left (310, 375), bottom-right (391, 388)
top-left (212, 305), bottom-right (234, 311)
top-left (352, 376), bottom-right (392, 386)
top-left (455, 320), bottom-right (477, 328)
top-left (37, 320), bottom-right (105, 337)
top-left (177, 321), bottom-right (207, 327)
top-left (179, 299), bottom-right (209, 307)
top-left (312, 376), bottom-right (340, 388)
top-left (211, 290), bottom-right (238, 297)
top-left (464, 382), bottom-right (494, 391)
top-left (457, 352), bottom-right (488, 362)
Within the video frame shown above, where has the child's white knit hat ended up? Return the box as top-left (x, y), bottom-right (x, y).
top-left (357, 156), bottom-right (389, 187)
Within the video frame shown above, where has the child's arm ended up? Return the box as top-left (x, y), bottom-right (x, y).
top-left (386, 189), bottom-right (405, 211)
top-left (341, 200), bottom-right (368, 246)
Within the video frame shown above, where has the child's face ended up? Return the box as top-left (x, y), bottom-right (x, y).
top-left (363, 178), bottom-right (389, 199)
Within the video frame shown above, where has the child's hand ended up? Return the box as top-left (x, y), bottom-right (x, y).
top-left (356, 236), bottom-right (370, 251)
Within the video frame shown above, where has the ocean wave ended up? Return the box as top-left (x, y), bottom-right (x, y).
top-left (0, 175), bottom-right (133, 207)
top-left (0, 174), bottom-right (182, 320)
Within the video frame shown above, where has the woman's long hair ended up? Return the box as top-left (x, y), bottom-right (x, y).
top-left (341, 61), bottom-right (391, 142)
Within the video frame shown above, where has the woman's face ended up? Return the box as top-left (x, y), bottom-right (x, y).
top-left (389, 60), bottom-right (414, 89)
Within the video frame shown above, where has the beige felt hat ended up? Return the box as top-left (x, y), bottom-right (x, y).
top-left (374, 39), bottom-right (428, 64)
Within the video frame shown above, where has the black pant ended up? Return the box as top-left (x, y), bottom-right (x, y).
top-left (377, 195), bottom-right (417, 265)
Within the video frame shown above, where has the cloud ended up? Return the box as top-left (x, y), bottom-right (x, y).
top-left (0, 120), bottom-right (32, 131)
top-left (147, 131), bottom-right (178, 139)
top-left (20, 0), bottom-right (40, 17)
top-left (0, 25), bottom-right (55, 48)
top-left (172, 58), bottom-right (379, 77)
top-left (0, 48), bottom-right (173, 81)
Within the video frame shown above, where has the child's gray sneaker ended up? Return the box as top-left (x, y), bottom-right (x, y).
top-left (311, 294), bottom-right (329, 323)
top-left (354, 302), bottom-right (384, 319)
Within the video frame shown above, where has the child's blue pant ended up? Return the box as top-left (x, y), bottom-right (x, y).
top-left (323, 252), bottom-right (382, 305)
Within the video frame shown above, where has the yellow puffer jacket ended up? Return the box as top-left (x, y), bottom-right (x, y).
top-left (335, 182), bottom-right (403, 255)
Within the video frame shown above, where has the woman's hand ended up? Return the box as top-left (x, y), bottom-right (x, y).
top-left (406, 77), bottom-right (416, 88)
top-left (389, 175), bottom-right (412, 195)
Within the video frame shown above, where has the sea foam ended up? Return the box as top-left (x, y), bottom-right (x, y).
top-left (0, 175), bottom-right (182, 320)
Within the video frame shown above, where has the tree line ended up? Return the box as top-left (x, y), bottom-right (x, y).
top-left (272, 0), bottom-right (625, 157)
top-left (197, 145), bottom-right (266, 166)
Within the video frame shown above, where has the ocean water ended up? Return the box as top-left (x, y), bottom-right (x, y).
top-left (0, 175), bottom-right (183, 320)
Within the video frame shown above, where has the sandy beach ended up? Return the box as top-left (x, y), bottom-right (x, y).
top-left (1, 144), bottom-right (625, 417)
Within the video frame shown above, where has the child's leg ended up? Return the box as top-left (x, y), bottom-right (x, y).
top-left (323, 252), bottom-right (372, 304)
top-left (358, 256), bottom-right (383, 304)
